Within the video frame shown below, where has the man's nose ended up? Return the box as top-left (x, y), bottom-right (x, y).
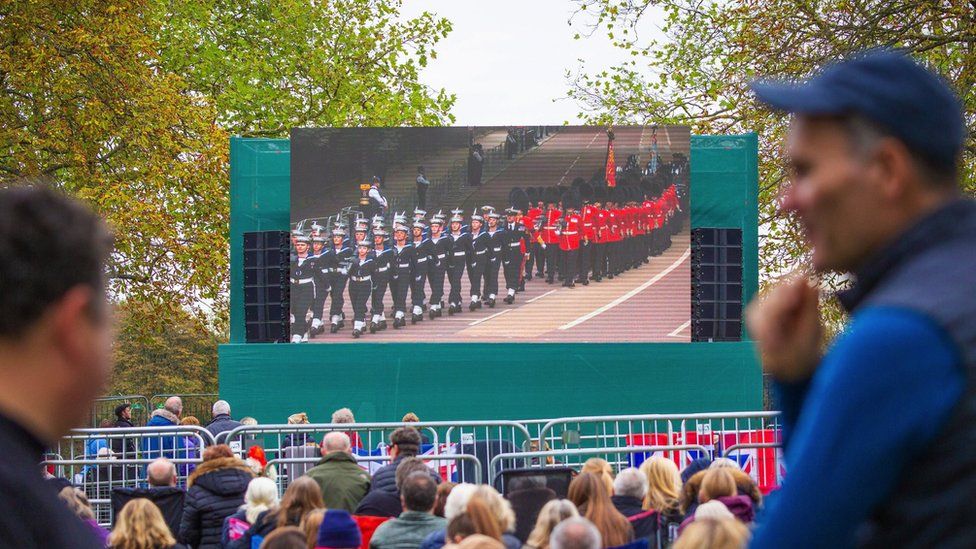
top-left (779, 183), bottom-right (800, 214)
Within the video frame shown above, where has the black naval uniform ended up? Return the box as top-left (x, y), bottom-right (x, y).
top-left (391, 242), bottom-right (416, 321)
top-left (467, 229), bottom-right (490, 307)
top-left (484, 227), bottom-right (506, 303)
top-left (411, 237), bottom-right (434, 318)
top-left (290, 253), bottom-right (315, 339)
top-left (329, 244), bottom-right (352, 329)
top-left (447, 232), bottom-right (472, 310)
top-left (347, 252), bottom-right (375, 334)
top-left (310, 249), bottom-right (335, 334)
top-left (371, 247), bottom-right (393, 326)
top-left (504, 221), bottom-right (526, 298)
top-left (429, 234), bottom-right (450, 315)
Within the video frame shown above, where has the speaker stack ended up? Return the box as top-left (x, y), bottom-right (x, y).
top-left (243, 231), bottom-right (290, 343)
top-left (691, 228), bottom-right (743, 342)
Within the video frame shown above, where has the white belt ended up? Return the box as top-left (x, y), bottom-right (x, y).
top-left (319, 268), bottom-right (336, 274)
top-left (376, 266), bottom-right (389, 272)
top-left (563, 231), bottom-right (578, 235)
top-left (509, 242), bottom-right (521, 247)
top-left (351, 276), bottom-right (371, 282)
top-left (417, 257), bottom-right (427, 263)
top-left (544, 226), bottom-right (556, 230)
top-left (398, 263), bottom-right (411, 268)
top-left (453, 251), bottom-right (466, 256)
top-left (437, 254), bottom-right (446, 259)
top-left (292, 278), bottom-right (313, 284)
top-left (475, 250), bottom-right (487, 255)
top-left (493, 247), bottom-right (502, 252)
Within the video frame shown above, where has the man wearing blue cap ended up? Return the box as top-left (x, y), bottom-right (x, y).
top-left (747, 49), bottom-right (974, 547)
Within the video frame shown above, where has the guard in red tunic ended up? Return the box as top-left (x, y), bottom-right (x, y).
top-left (558, 190), bottom-right (582, 288)
top-left (542, 188), bottom-right (562, 284)
top-left (578, 184), bottom-right (595, 286)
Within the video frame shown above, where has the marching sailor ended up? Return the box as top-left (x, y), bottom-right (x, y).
top-left (369, 227), bottom-right (392, 333)
top-left (390, 217), bottom-right (416, 328)
top-left (427, 213), bottom-right (450, 319)
top-left (348, 238), bottom-right (375, 338)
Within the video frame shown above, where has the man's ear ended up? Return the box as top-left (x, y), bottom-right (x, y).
top-left (872, 138), bottom-right (915, 201)
top-left (50, 286), bottom-right (96, 366)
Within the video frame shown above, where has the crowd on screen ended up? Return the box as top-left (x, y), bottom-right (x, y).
top-left (53, 398), bottom-right (759, 549)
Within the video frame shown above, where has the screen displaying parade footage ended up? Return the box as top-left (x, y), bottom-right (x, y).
top-left (289, 125), bottom-right (691, 343)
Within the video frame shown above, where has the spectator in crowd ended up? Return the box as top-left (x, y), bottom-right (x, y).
top-left (451, 534), bottom-right (505, 549)
top-left (306, 431), bottom-right (371, 512)
top-left (367, 428), bottom-right (439, 495)
top-left (110, 498), bottom-right (189, 549)
top-left (244, 445), bottom-right (277, 481)
top-left (221, 476), bottom-right (280, 547)
top-left (331, 407), bottom-right (363, 449)
top-left (679, 458), bottom-right (710, 484)
top-left (232, 476), bottom-right (324, 549)
top-left (112, 458), bottom-right (186, 538)
top-left (420, 484), bottom-right (519, 549)
top-left (639, 457), bottom-right (683, 528)
top-left (679, 471), bottom-right (706, 520)
top-left (610, 467), bottom-right (656, 539)
top-left (313, 509), bottom-right (362, 549)
top-left (145, 397), bottom-right (186, 461)
top-left (434, 482), bottom-right (456, 518)
top-left (261, 526), bottom-right (308, 549)
top-left (357, 456), bottom-right (430, 517)
top-left (444, 495), bottom-right (503, 544)
top-left (402, 412), bottom-right (431, 444)
top-left (179, 444), bottom-right (253, 548)
top-left (567, 472), bottom-right (633, 547)
top-left (112, 403), bottom-right (138, 458)
top-left (283, 413), bottom-right (316, 448)
top-left (82, 418), bottom-right (113, 479)
top-left (525, 499), bottom-right (579, 549)
top-left (549, 517), bottom-right (601, 549)
top-left (579, 458), bottom-right (614, 496)
top-left (505, 474), bottom-right (557, 542)
top-left (0, 186), bottom-right (113, 547)
top-left (693, 501), bottom-right (734, 521)
top-left (672, 518), bottom-right (749, 549)
top-left (728, 470), bottom-right (762, 511)
top-left (679, 469), bottom-right (752, 534)
top-left (747, 50), bottom-right (973, 547)
top-left (179, 416), bottom-right (201, 477)
top-left (708, 458), bottom-right (740, 471)
top-left (301, 509), bottom-right (326, 549)
top-left (182, 416), bottom-right (200, 426)
top-left (371, 471), bottom-right (447, 548)
top-left (416, 166), bottom-right (431, 210)
top-left (60, 486), bottom-right (110, 546)
top-left (206, 400), bottom-right (242, 439)
top-left (240, 417), bottom-right (258, 426)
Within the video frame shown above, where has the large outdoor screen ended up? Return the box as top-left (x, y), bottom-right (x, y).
top-left (289, 125), bottom-right (690, 343)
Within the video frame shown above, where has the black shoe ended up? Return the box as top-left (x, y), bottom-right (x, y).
top-left (567, 282), bottom-right (576, 288)
top-left (503, 295), bottom-right (514, 304)
top-left (535, 271), bottom-right (544, 277)
top-left (608, 274), bottom-right (614, 279)
top-left (369, 322), bottom-right (377, 334)
top-left (337, 320), bottom-right (345, 329)
top-left (412, 314), bottom-right (420, 324)
top-left (518, 282), bottom-right (525, 292)
top-left (469, 302), bottom-right (477, 312)
top-left (330, 324), bottom-right (339, 334)
top-left (581, 279), bottom-right (589, 286)
top-left (379, 320), bottom-right (387, 330)
top-left (448, 306), bottom-right (455, 316)
top-left (487, 298), bottom-right (496, 308)
top-left (546, 279), bottom-right (554, 284)
top-left (352, 329), bottom-right (361, 338)
top-left (525, 275), bottom-right (532, 281)
top-left (429, 309), bottom-right (436, 320)
top-left (436, 308), bottom-right (443, 317)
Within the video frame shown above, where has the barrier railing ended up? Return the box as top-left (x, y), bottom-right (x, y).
top-left (91, 395), bottom-right (150, 427)
top-left (150, 393), bottom-right (219, 424)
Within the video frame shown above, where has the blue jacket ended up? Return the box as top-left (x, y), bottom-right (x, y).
top-left (142, 410), bottom-right (186, 461)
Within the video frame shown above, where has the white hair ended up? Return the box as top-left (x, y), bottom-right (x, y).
top-left (709, 458), bottom-right (741, 471)
top-left (243, 477), bottom-right (279, 523)
top-left (331, 407), bottom-right (355, 424)
top-left (613, 467), bottom-right (648, 499)
top-left (551, 517), bottom-right (601, 549)
top-left (443, 483), bottom-right (479, 520)
top-left (164, 396), bottom-right (183, 415)
top-left (322, 431), bottom-right (352, 453)
top-left (212, 400), bottom-right (231, 417)
top-left (694, 500), bottom-right (734, 521)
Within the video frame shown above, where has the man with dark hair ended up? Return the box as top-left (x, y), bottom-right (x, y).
top-left (355, 456), bottom-right (434, 518)
top-left (363, 428), bottom-right (438, 496)
top-left (111, 402), bottom-right (138, 459)
top-left (369, 471), bottom-right (446, 549)
top-left (506, 475), bottom-right (557, 542)
top-left (111, 458), bottom-right (185, 536)
top-left (747, 50), bottom-right (974, 546)
top-left (0, 185), bottom-right (114, 547)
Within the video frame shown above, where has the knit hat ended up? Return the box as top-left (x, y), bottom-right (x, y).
top-left (315, 509), bottom-right (362, 549)
top-left (114, 403), bottom-right (131, 418)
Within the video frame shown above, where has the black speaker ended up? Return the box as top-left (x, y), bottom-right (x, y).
top-left (243, 231), bottom-right (290, 343)
top-left (691, 228), bottom-right (743, 342)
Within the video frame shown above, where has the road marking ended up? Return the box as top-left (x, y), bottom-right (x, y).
top-left (668, 319), bottom-right (691, 337)
top-left (526, 289), bottom-right (557, 303)
top-left (558, 247), bottom-right (691, 330)
top-left (468, 309), bottom-right (511, 326)
top-left (558, 130), bottom-right (602, 185)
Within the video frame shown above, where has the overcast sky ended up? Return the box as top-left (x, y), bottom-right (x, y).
top-left (400, 0), bottom-right (638, 125)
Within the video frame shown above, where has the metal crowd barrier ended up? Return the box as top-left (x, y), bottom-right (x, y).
top-left (90, 395), bottom-right (150, 427)
top-left (150, 393), bottom-right (219, 423)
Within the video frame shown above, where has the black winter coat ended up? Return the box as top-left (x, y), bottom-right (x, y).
top-left (508, 487), bottom-right (557, 542)
top-left (178, 457), bottom-right (253, 548)
top-left (611, 495), bottom-right (658, 540)
top-left (368, 455), bottom-right (440, 495)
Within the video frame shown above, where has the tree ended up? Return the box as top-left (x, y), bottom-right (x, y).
top-left (567, 0), bottom-right (976, 328)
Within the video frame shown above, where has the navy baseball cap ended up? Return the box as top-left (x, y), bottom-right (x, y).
top-left (751, 49), bottom-right (964, 170)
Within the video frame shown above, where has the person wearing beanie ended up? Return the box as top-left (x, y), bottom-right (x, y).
top-left (315, 509), bottom-right (362, 549)
top-left (111, 402), bottom-right (138, 458)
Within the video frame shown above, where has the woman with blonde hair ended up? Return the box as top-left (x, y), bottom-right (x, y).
top-left (680, 470), bottom-right (707, 518)
top-left (673, 518), bottom-right (750, 549)
top-left (525, 499), bottom-right (579, 549)
top-left (300, 509), bottom-right (325, 549)
top-left (446, 495), bottom-right (504, 542)
top-left (639, 456), bottom-right (684, 528)
top-left (567, 472), bottom-right (633, 548)
top-left (580, 458), bottom-right (614, 495)
top-left (59, 486), bottom-right (110, 545)
top-left (420, 484), bottom-right (520, 549)
top-left (221, 476), bottom-right (280, 546)
top-left (230, 477), bottom-right (324, 549)
top-left (109, 498), bottom-right (187, 549)
top-left (698, 469), bottom-right (754, 525)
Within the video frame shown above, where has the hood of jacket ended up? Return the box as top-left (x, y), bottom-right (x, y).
top-left (187, 456), bottom-right (253, 494)
top-left (147, 408), bottom-right (179, 426)
top-left (716, 495), bottom-right (755, 523)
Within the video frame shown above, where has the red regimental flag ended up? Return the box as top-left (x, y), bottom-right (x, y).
top-left (605, 138), bottom-right (616, 188)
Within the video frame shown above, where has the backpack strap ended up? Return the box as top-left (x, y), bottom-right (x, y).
top-left (628, 509), bottom-right (658, 522)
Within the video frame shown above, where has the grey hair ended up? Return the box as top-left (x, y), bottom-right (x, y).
top-left (322, 431), bottom-right (351, 453)
top-left (212, 400), bottom-right (230, 417)
top-left (551, 517), bottom-right (602, 549)
top-left (613, 467), bottom-right (648, 499)
top-left (164, 396), bottom-right (183, 415)
top-left (331, 407), bottom-right (355, 424)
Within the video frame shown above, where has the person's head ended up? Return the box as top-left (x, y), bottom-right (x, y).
top-left (752, 51), bottom-right (963, 274)
top-left (729, 469), bottom-right (763, 508)
top-left (454, 535), bottom-right (505, 549)
top-left (394, 227), bottom-right (407, 242)
top-left (314, 509), bottom-right (361, 549)
top-left (262, 526), bottom-right (308, 549)
top-left (109, 498), bottom-right (176, 549)
top-left (694, 500), bottom-right (734, 521)
top-left (58, 486), bottom-right (95, 521)
top-left (507, 474), bottom-right (546, 493)
top-left (471, 218), bottom-right (483, 232)
top-left (212, 399), bottom-right (231, 418)
top-left (240, 416), bottom-right (258, 426)
top-left (699, 468), bottom-right (737, 503)
top-left (115, 403), bottom-right (131, 421)
top-left (444, 483), bottom-right (479, 520)
top-left (0, 186), bottom-right (114, 443)
top-left (567, 472), bottom-right (631, 547)
top-left (276, 476), bottom-right (324, 528)
top-left (332, 233), bottom-right (344, 246)
top-left (709, 458), bottom-right (740, 471)
top-left (295, 240), bottom-right (310, 255)
top-left (357, 241), bottom-right (370, 257)
top-left (203, 444), bottom-right (235, 461)
top-left (147, 458), bottom-right (177, 487)
top-left (640, 456), bottom-right (682, 511)
top-left (579, 458), bottom-right (614, 496)
top-left (312, 239), bottom-right (325, 255)
top-left (389, 426), bottom-right (422, 459)
top-left (434, 481), bottom-right (455, 517)
top-left (288, 412), bottom-right (309, 425)
top-left (549, 517), bottom-right (601, 549)
top-left (402, 412), bottom-right (420, 423)
top-left (672, 517), bottom-right (751, 549)
top-left (526, 499), bottom-right (580, 549)
top-left (244, 476), bottom-right (280, 523)
top-left (331, 407), bottom-right (355, 424)
top-left (321, 431), bottom-right (352, 456)
top-left (450, 220), bottom-right (461, 233)
top-left (680, 470), bottom-right (707, 514)
top-left (164, 396), bottom-right (183, 418)
top-left (401, 471), bottom-right (438, 513)
top-left (180, 416), bottom-right (200, 426)
top-left (412, 225), bottom-right (423, 239)
top-left (447, 494), bottom-right (504, 542)
top-left (373, 233), bottom-right (385, 247)
top-left (301, 509), bottom-right (326, 549)
top-left (680, 458), bottom-right (712, 483)
top-left (98, 418), bottom-right (113, 429)
top-left (394, 456), bottom-right (430, 491)
top-left (613, 467), bottom-right (648, 501)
